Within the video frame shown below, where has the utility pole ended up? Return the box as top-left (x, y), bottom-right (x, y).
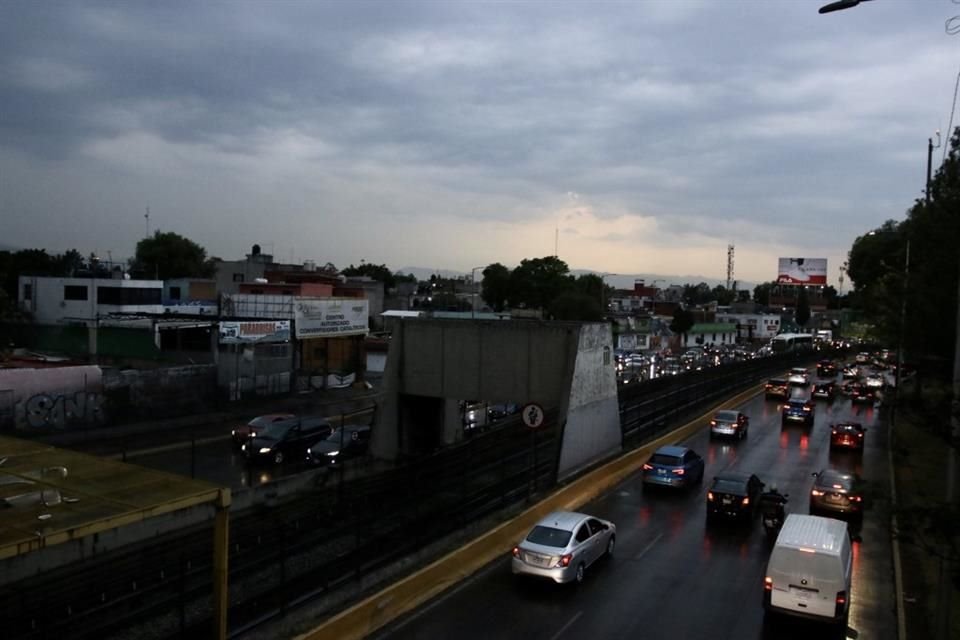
top-left (145, 206), bottom-right (151, 237)
top-left (927, 131), bottom-right (941, 206)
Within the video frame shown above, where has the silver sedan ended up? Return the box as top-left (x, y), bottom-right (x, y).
top-left (511, 511), bottom-right (616, 584)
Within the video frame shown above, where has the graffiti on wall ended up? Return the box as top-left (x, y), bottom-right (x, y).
top-left (16, 391), bottom-right (106, 429)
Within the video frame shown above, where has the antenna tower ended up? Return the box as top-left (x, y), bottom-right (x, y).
top-left (145, 207), bottom-right (151, 237)
top-left (726, 244), bottom-right (735, 290)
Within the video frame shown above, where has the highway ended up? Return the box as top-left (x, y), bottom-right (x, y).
top-left (371, 382), bottom-right (894, 640)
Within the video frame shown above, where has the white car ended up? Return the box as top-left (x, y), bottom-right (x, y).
top-left (787, 367), bottom-right (809, 386)
top-left (511, 511), bottom-right (616, 584)
top-left (865, 374), bottom-right (885, 389)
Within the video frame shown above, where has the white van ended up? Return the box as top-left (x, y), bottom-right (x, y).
top-left (763, 514), bottom-right (852, 628)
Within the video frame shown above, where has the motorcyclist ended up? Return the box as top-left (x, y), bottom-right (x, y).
top-left (759, 484), bottom-right (788, 523)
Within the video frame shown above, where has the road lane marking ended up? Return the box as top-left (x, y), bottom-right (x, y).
top-left (549, 610), bottom-right (583, 640)
top-left (632, 532), bottom-right (663, 561)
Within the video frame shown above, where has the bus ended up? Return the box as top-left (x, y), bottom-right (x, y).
top-left (771, 333), bottom-right (814, 354)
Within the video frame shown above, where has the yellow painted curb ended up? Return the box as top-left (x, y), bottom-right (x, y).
top-left (297, 384), bottom-right (763, 640)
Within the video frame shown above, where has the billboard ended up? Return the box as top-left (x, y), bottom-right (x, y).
top-left (776, 257), bottom-right (827, 286)
top-left (295, 298), bottom-right (369, 338)
top-left (219, 320), bottom-right (290, 344)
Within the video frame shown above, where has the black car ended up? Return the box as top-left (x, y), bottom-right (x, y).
top-left (306, 424), bottom-right (371, 466)
top-left (764, 378), bottom-right (790, 399)
top-left (811, 380), bottom-right (836, 401)
top-left (244, 417), bottom-right (333, 465)
top-left (830, 422), bottom-right (867, 451)
top-left (849, 383), bottom-right (876, 405)
top-left (706, 472), bottom-right (764, 523)
top-left (816, 359), bottom-right (838, 378)
top-left (488, 403), bottom-right (521, 422)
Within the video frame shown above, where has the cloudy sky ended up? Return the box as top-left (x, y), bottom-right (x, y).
top-left (2, 1), bottom-right (958, 287)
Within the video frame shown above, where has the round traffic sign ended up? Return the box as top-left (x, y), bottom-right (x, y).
top-left (521, 403), bottom-right (545, 429)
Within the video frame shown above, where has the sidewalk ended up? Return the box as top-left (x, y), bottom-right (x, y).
top-left (26, 385), bottom-right (382, 458)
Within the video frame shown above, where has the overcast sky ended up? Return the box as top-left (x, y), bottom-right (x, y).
top-left (2, 1), bottom-right (958, 287)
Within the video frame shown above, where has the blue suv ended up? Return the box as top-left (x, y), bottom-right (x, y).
top-left (642, 445), bottom-right (705, 490)
top-left (781, 397), bottom-right (815, 427)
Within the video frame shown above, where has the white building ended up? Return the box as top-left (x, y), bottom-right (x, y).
top-left (714, 313), bottom-right (781, 342)
top-left (18, 275), bottom-right (165, 325)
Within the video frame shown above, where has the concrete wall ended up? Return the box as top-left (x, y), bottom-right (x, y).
top-left (556, 323), bottom-right (622, 479)
top-left (0, 366), bottom-right (105, 431)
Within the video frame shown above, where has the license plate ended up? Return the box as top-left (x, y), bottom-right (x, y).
top-left (790, 586), bottom-right (816, 599)
top-left (658, 469), bottom-right (666, 475)
top-left (722, 496), bottom-right (733, 505)
top-left (527, 554), bottom-right (549, 566)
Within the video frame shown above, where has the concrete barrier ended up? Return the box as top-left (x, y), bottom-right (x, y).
top-left (296, 383), bottom-right (763, 640)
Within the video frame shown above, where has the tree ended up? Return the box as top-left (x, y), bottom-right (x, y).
top-left (795, 286), bottom-right (811, 328)
top-left (670, 307), bottom-right (695, 345)
top-left (549, 291), bottom-right (602, 321)
top-left (129, 231), bottom-right (215, 280)
top-left (341, 262), bottom-right (397, 289)
top-left (480, 263), bottom-right (512, 312)
top-left (509, 256), bottom-right (573, 310)
top-left (682, 282), bottom-right (712, 305)
top-left (710, 285), bottom-right (736, 306)
top-left (753, 282), bottom-right (773, 306)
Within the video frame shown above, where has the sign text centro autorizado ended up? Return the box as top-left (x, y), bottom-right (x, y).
top-left (294, 299), bottom-right (369, 338)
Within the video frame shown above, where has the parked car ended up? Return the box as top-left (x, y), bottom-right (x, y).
top-left (816, 359), bottom-right (838, 378)
top-left (810, 469), bottom-right (864, 520)
top-left (510, 511), bottom-right (616, 584)
top-left (709, 409), bottom-right (749, 441)
top-left (787, 367), bottom-right (810, 386)
top-left (641, 445), bottom-right (705, 490)
top-left (706, 472), bottom-right (764, 523)
top-left (830, 422), bottom-right (866, 452)
top-left (243, 417), bottom-right (333, 465)
top-left (781, 396), bottom-right (814, 427)
top-left (306, 424), bottom-right (371, 466)
top-left (811, 380), bottom-right (837, 401)
top-left (765, 378), bottom-right (790, 399)
top-left (231, 413), bottom-right (297, 448)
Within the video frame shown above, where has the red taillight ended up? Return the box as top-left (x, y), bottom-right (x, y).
top-left (851, 495), bottom-right (862, 502)
top-left (512, 547), bottom-right (520, 558)
top-left (836, 591), bottom-right (846, 605)
top-left (764, 577), bottom-right (773, 591)
top-left (643, 463), bottom-right (653, 471)
top-left (558, 553), bottom-right (572, 567)
top-left (811, 489), bottom-right (824, 497)
top-left (831, 429), bottom-right (838, 435)
top-left (857, 433), bottom-right (864, 438)
top-left (710, 420), bottom-right (717, 426)
top-left (707, 491), bottom-right (715, 501)
top-left (671, 468), bottom-right (685, 475)
top-left (741, 497), bottom-right (750, 506)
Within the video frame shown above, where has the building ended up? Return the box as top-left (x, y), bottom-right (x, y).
top-left (18, 275), bottom-right (164, 325)
top-left (714, 312), bottom-right (781, 342)
top-left (680, 322), bottom-right (738, 348)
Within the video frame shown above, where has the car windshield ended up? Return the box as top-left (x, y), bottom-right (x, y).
top-left (715, 411), bottom-right (738, 422)
top-left (526, 525), bottom-right (573, 548)
top-left (259, 422), bottom-right (293, 440)
top-left (250, 416), bottom-right (284, 428)
top-left (650, 454), bottom-right (682, 466)
top-left (791, 368), bottom-right (806, 374)
top-left (712, 479), bottom-right (747, 494)
top-left (835, 424), bottom-right (858, 433)
top-left (817, 471), bottom-right (853, 489)
top-left (324, 428), bottom-right (359, 442)
top-left (768, 379), bottom-right (786, 385)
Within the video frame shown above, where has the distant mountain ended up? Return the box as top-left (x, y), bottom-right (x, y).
top-left (395, 266), bottom-right (755, 291)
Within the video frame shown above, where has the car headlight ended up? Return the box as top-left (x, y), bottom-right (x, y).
top-left (241, 444), bottom-right (246, 452)
top-left (326, 450), bottom-right (339, 456)
top-left (259, 447), bottom-right (272, 454)
top-left (306, 448), bottom-right (313, 456)
top-left (231, 430), bottom-right (236, 436)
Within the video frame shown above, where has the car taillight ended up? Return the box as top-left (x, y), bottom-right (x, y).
top-left (642, 463), bottom-right (653, 471)
top-left (512, 547), bottom-right (520, 558)
top-left (557, 553), bottom-right (573, 567)
top-left (741, 497), bottom-right (750, 506)
top-left (671, 468), bottom-right (685, 475)
top-left (835, 591), bottom-right (847, 616)
top-left (764, 577), bottom-right (773, 591)
top-left (858, 432), bottom-right (864, 438)
top-left (811, 489), bottom-right (824, 496)
top-left (851, 495), bottom-right (862, 502)
top-left (803, 406), bottom-right (811, 412)
top-left (831, 429), bottom-right (838, 435)
top-left (710, 420), bottom-right (716, 426)
top-left (707, 491), bottom-right (715, 501)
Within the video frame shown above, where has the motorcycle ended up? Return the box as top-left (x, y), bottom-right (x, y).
top-left (760, 493), bottom-right (789, 537)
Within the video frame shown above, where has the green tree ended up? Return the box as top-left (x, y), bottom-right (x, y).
top-left (710, 285), bottom-right (736, 306)
top-left (341, 262), bottom-right (397, 289)
top-left (670, 307), bottom-right (695, 344)
top-left (130, 231), bottom-right (215, 280)
top-left (549, 291), bottom-right (602, 321)
top-left (480, 263), bottom-right (512, 312)
top-left (753, 282), bottom-right (773, 306)
top-left (509, 256), bottom-right (573, 310)
top-left (682, 282), bottom-right (712, 305)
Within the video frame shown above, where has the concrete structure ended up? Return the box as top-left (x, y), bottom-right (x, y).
top-left (375, 319), bottom-right (621, 480)
top-left (18, 275), bottom-right (165, 325)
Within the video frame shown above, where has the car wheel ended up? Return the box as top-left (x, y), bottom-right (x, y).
top-left (273, 451), bottom-right (284, 465)
top-left (606, 535), bottom-right (616, 557)
top-left (575, 563), bottom-right (585, 584)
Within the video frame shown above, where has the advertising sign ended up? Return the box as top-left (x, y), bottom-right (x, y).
top-left (219, 320), bottom-right (290, 344)
top-left (295, 299), bottom-right (369, 338)
top-left (776, 257), bottom-right (828, 285)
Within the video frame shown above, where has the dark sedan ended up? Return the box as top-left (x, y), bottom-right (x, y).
top-left (811, 380), bottom-right (837, 401)
top-left (810, 468), bottom-right (865, 520)
top-left (306, 424), bottom-right (371, 466)
top-left (781, 397), bottom-right (815, 427)
top-left (709, 410), bottom-right (749, 441)
top-left (816, 359), bottom-right (838, 378)
top-left (231, 413), bottom-right (297, 448)
top-left (830, 422), bottom-right (867, 451)
top-left (849, 383), bottom-right (877, 405)
top-left (764, 378), bottom-right (790, 399)
top-left (641, 446), bottom-right (705, 491)
top-left (243, 417), bottom-right (333, 465)
top-left (706, 472), bottom-right (764, 523)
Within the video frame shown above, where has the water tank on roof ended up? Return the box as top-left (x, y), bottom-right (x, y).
top-left (304, 260), bottom-right (316, 271)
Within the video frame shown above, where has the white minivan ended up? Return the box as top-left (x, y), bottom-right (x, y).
top-left (763, 514), bottom-right (852, 629)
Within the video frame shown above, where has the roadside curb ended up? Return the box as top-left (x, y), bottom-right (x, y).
top-left (888, 410), bottom-right (908, 640)
top-left (295, 383), bottom-right (764, 640)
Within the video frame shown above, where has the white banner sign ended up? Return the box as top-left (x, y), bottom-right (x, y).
top-left (295, 299), bottom-right (369, 338)
top-left (219, 320), bottom-right (290, 344)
